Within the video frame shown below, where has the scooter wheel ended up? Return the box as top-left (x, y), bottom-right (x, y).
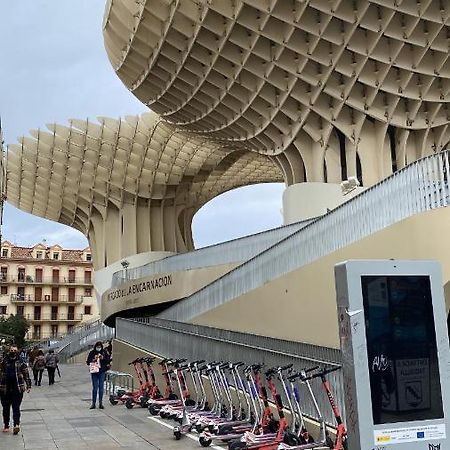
top-left (168, 393), bottom-right (178, 400)
top-left (174, 430), bottom-right (182, 440)
top-left (283, 433), bottom-right (301, 446)
top-left (199, 436), bottom-right (212, 447)
top-left (140, 396), bottom-right (149, 408)
top-left (326, 436), bottom-right (334, 449)
top-left (109, 395), bottom-right (118, 406)
top-left (185, 398), bottom-right (196, 406)
top-left (228, 440), bottom-right (247, 450)
top-left (125, 399), bottom-right (134, 409)
top-left (218, 425), bottom-right (232, 435)
top-left (195, 424), bottom-right (204, 433)
top-left (160, 411), bottom-right (168, 419)
top-left (148, 404), bottom-right (159, 416)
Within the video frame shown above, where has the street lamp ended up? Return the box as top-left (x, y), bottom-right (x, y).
top-left (121, 260), bottom-right (130, 281)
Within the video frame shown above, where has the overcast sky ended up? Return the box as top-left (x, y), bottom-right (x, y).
top-left (0, 0), bottom-right (284, 250)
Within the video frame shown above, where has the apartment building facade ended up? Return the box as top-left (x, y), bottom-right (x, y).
top-left (0, 241), bottom-right (99, 340)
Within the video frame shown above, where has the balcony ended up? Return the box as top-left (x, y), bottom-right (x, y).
top-left (0, 275), bottom-right (92, 285)
top-left (25, 314), bottom-right (83, 322)
top-left (10, 294), bottom-right (86, 304)
top-left (29, 332), bottom-right (66, 340)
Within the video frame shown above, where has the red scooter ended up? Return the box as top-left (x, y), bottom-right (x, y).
top-left (109, 357), bottom-right (151, 408)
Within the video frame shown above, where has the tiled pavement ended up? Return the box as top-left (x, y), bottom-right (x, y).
top-left (2, 363), bottom-right (223, 449)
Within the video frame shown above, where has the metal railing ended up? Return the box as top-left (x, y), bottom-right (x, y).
top-left (10, 294), bottom-right (87, 304)
top-left (112, 219), bottom-right (314, 286)
top-left (22, 314), bottom-right (83, 322)
top-left (116, 317), bottom-right (343, 426)
top-left (159, 150), bottom-right (450, 321)
top-left (0, 275), bottom-right (92, 285)
top-left (55, 318), bottom-right (114, 362)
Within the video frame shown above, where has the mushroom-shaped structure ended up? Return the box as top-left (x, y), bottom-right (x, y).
top-left (6, 112), bottom-right (282, 269)
top-left (103, 0), bottom-right (450, 187)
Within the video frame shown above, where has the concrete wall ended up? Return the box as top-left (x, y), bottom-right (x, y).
top-left (101, 262), bottom-right (239, 323)
top-left (94, 251), bottom-right (174, 302)
top-left (191, 207), bottom-right (450, 349)
top-left (282, 182), bottom-right (364, 223)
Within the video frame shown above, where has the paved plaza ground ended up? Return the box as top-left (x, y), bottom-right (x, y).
top-left (2, 363), bottom-right (223, 450)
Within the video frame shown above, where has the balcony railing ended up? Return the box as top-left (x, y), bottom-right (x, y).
top-left (10, 294), bottom-right (88, 304)
top-left (22, 314), bottom-right (83, 322)
top-left (0, 275), bottom-right (92, 285)
top-left (29, 333), bottom-right (69, 341)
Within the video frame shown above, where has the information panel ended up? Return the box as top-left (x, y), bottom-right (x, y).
top-left (335, 261), bottom-right (450, 450)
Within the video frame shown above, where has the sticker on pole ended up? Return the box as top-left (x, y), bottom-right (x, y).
top-left (374, 424), bottom-right (446, 445)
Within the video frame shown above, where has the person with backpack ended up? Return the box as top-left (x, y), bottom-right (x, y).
top-left (45, 349), bottom-right (59, 386)
top-left (0, 345), bottom-right (31, 435)
top-left (86, 341), bottom-right (111, 409)
top-left (32, 351), bottom-right (46, 386)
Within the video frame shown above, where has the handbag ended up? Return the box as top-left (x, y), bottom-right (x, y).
top-left (89, 360), bottom-right (100, 374)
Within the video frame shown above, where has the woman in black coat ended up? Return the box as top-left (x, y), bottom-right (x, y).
top-left (86, 341), bottom-right (110, 409)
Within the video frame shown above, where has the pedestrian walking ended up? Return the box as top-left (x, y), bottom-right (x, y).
top-left (0, 345), bottom-right (31, 435)
top-left (45, 349), bottom-right (59, 385)
top-left (32, 351), bottom-right (46, 386)
top-left (28, 345), bottom-right (39, 368)
top-left (105, 340), bottom-right (113, 360)
top-left (86, 341), bottom-right (111, 409)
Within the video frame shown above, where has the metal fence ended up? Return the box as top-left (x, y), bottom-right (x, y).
top-left (116, 317), bottom-right (343, 426)
top-left (112, 219), bottom-right (313, 286)
top-left (55, 319), bottom-right (114, 362)
top-left (159, 150), bottom-right (450, 321)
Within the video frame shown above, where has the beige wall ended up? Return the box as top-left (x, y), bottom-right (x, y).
top-left (101, 263), bottom-right (239, 322)
top-left (191, 207), bottom-right (450, 349)
top-left (282, 182), bottom-right (365, 223)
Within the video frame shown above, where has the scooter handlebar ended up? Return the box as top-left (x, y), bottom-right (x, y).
top-left (193, 359), bottom-right (206, 365)
top-left (287, 365), bottom-right (321, 382)
top-left (304, 365), bottom-right (341, 381)
top-left (265, 367), bottom-right (277, 377)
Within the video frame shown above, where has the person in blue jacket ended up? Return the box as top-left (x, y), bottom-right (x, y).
top-left (86, 341), bottom-right (111, 409)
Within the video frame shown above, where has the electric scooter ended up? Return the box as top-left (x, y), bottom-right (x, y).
top-left (147, 358), bottom-right (181, 415)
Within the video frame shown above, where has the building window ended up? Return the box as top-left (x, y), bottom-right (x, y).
top-left (84, 305), bottom-right (91, 315)
top-left (33, 325), bottom-right (41, 339)
top-left (1, 249), bottom-right (8, 258)
top-left (17, 286), bottom-right (25, 300)
top-left (16, 305), bottom-right (24, 316)
top-left (51, 324), bottom-right (58, 337)
top-left (18, 268), bottom-right (25, 282)
top-left (1, 286), bottom-right (7, 295)
top-left (53, 252), bottom-right (59, 260)
top-left (86, 253), bottom-right (92, 261)
top-left (0, 267), bottom-right (7, 282)
top-left (84, 288), bottom-right (92, 296)
top-left (84, 271), bottom-right (91, 284)
top-left (0, 306), bottom-right (6, 315)
top-left (36, 251), bottom-right (43, 259)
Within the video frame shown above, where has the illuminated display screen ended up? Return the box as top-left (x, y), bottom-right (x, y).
top-left (361, 275), bottom-right (443, 424)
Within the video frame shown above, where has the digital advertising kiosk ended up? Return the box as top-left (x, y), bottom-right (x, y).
top-left (335, 260), bottom-right (450, 450)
